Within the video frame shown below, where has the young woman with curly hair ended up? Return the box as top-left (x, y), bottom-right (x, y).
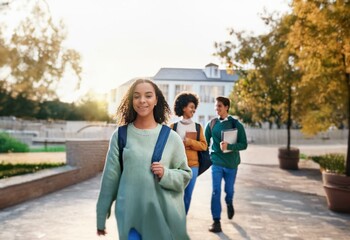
top-left (96, 79), bottom-right (192, 240)
top-left (170, 91), bottom-right (208, 214)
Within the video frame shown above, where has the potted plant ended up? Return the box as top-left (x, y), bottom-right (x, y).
top-left (278, 80), bottom-right (299, 170)
top-left (310, 154), bottom-right (350, 213)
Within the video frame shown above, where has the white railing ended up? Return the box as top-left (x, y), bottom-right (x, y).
top-left (245, 128), bottom-right (348, 145)
top-left (1, 118), bottom-right (348, 145)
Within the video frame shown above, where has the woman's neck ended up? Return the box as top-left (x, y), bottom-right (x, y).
top-left (133, 117), bottom-right (158, 129)
top-left (180, 117), bottom-right (193, 125)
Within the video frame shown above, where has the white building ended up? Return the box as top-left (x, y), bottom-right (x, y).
top-left (108, 63), bottom-right (238, 126)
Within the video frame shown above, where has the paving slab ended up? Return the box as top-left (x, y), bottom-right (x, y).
top-left (0, 144), bottom-right (349, 240)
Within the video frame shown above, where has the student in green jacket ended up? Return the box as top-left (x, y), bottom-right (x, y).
top-left (205, 96), bottom-right (248, 233)
top-left (96, 78), bottom-right (192, 240)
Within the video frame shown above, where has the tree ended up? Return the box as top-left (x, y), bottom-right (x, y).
top-left (215, 13), bottom-right (301, 151)
top-left (216, 11), bottom-right (303, 171)
top-left (36, 100), bottom-right (76, 120)
top-left (75, 91), bottom-right (111, 122)
top-left (215, 30), bottom-right (285, 129)
top-left (0, 0), bottom-right (82, 103)
top-left (288, 0), bottom-right (350, 176)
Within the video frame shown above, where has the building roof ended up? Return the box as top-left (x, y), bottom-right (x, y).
top-left (153, 68), bottom-right (238, 82)
top-left (205, 63), bottom-right (219, 67)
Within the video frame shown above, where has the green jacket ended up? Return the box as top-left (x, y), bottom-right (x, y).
top-left (96, 123), bottom-right (192, 240)
top-left (205, 116), bottom-right (248, 169)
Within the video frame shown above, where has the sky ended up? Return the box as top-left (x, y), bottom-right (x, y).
top-left (4, 0), bottom-right (291, 102)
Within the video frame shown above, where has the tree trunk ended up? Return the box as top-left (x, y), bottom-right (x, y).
top-left (346, 71), bottom-right (350, 176)
top-left (287, 83), bottom-right (292, 151)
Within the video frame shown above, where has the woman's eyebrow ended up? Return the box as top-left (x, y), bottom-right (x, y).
top-left (133, 91), bottom-right (154, 94)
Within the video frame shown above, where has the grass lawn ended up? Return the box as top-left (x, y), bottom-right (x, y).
top-left (0, 146), bottom-right (66, 178)
top-left (29, 145), bottom-right (66, 152)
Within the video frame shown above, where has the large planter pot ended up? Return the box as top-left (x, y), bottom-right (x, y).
top-left (278, 147), bottom-right (299, 170)
top-left (322, 172), bottom-right (350, 213)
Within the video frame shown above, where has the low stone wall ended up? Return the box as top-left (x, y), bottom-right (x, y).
top-left (0, 140), bottom-right (109, 209)
top-left (66, 139), bottom-right (109, 177)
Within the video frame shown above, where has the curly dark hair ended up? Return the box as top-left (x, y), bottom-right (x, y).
top-left (116, 78), bottom-right (171, 125)
top-left (173, 92), bottom-right (199, 117)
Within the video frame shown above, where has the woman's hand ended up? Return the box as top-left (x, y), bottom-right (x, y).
top-left (183, 137), bottom-right (190, 146)
top-left (151, 162), bottom-right (164, 179)
top-left (97, 229), bottom-right (107, 236)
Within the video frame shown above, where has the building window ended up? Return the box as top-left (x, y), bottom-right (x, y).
top-left (214, 68), bottom-right (218, 77)
top-left (175, 84), bottom-right (193, 96)
top-left (198, 115), bottom-right (206, 127)
top-left (199, 86), bottom-right (225, 103)
top-left (158, 84), bottom-right (169, 101)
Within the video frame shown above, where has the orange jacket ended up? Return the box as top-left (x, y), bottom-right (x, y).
top-left (170, 122), bottom-right (208, 167)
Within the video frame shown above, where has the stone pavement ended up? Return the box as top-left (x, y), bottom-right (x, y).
top-left (0, 144), bottom-right (350, 240)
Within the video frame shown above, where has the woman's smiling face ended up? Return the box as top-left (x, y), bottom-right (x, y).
top-left (132, 82), bottom-right (158, 118)
top-left (182, 102), bottom-right (196, 119)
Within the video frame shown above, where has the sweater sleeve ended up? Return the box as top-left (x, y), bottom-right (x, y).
top-left (96, 130), bottom-right (121, 230)
top-left (227, 121), bottom-right (248, 152)
top-left (158, 133), bottom-right (192, 192)
top-left (204, 121), bottom-right (212, 149)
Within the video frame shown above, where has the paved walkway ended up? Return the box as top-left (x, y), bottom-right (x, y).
top-left (0, 144), bottom-right (349, 240)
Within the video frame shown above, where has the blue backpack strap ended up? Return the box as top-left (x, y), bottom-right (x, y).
top-left (151, 125), bottom-right (171, 163)
top-left (195, 123), bottom-right (200, 141)
top-left (117, 125), bottom-right (128, 172)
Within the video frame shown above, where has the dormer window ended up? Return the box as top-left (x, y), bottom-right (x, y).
top-left (204, 63), bottom-right (220, 79)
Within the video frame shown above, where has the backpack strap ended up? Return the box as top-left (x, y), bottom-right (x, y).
top-left (172, 122), bottom-right (178, 132)
top-left (151, 125), bottom-right (171, 163)
top-left (195, 123), bottom-right (200, 141)
top-left (209, 118), bottom-right (218, 131)
top-left (117, 125), bottom-right (128, 172)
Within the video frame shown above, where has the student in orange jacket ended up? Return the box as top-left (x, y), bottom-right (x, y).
top-left (170, 92), bottom-right (208, 214)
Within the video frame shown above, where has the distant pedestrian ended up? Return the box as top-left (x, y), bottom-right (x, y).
top-left (170, 92), bottom-right (208, 214)
top-left (205, 96), bottom-right (248, 233)
top-left (96, 78), bottom-right (192, 240)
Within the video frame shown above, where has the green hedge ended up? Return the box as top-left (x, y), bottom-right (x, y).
top-left (0, 132), bottom-right (29, 153)
top-left (309, 153), bottom-right (345, 174)
top-left (0, 162), bottom-right (65, 179)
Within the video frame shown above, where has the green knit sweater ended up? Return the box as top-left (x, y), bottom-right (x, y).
top-left (205, 116), bottom-right (248, 169)
top-left (96, 123), bottom-right (192, 240)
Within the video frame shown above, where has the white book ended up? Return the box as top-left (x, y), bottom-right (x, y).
top-left (221, 129), bottom-right (237, 153)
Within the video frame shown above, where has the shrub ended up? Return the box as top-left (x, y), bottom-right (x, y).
top-left (0, 132), bottom-right (29, 153)
top-left (0, 162), bottom-right (65, 179)
top-left (309, 154), bottom-right (346, 174)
